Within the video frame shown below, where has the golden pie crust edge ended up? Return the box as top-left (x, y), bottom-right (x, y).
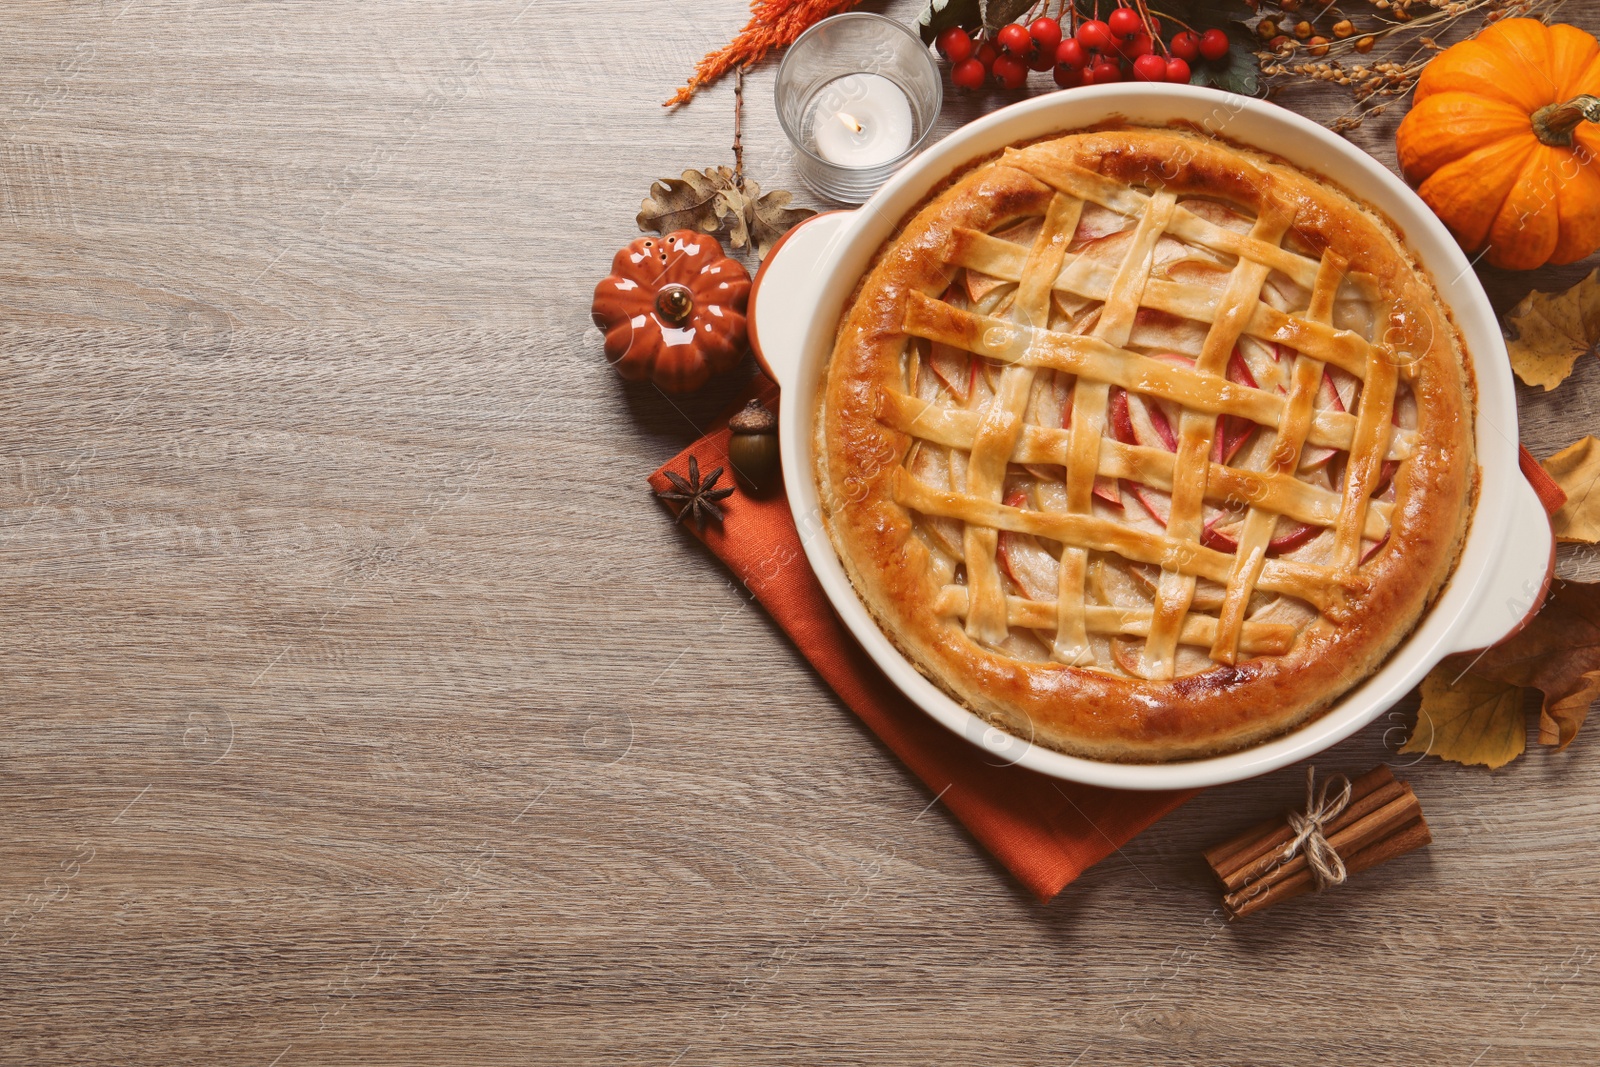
top-left (814, 124), bottom-right (1478, 763)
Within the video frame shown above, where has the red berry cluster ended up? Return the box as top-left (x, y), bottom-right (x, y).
top-left (935, 7), bottom-right (1233, 91)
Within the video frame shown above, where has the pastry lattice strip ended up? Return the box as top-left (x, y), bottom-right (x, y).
top-left (889, 153), bottom-right (1402, 676)
top-left (1053, 189), bottom-right (1177, 664)
top-left (878, 391), bottom-right (1397, 541)
top-left (903, 293), bottom-right (1391, 451)
top-left (1213, 251), bottom-right (1353, 662)
top-left (892, 470), bottom-right (1351, 614)
top-left (960, 192), bottom-right (1083, 646)
top-left (1142, 200), bottom-right (1298, 676)
top-left (931, 586), bottom-right (1297, 656)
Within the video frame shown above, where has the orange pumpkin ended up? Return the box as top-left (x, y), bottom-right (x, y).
top-left (1397, 18), bottom-right (1600, 271)
top-left (591, 231), bottom-right (751, 393)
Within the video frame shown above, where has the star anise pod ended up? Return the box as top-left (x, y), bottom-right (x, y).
top-left (655, 454), bottom-right (734, 529)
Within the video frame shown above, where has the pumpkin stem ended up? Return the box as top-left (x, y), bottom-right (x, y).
top-left (1531, 94), bottom-right (1600, 147)
top-left (655, 284), bottom-right (695, 325)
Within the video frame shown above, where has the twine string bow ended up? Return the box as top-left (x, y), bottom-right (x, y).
top-left (1278, 767), bottom-right (1352, 891)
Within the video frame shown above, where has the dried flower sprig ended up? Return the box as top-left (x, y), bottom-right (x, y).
top-left (666, 0), bottom-right (863, 108)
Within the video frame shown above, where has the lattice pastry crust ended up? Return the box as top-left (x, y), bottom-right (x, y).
top-left (815, 126), bottom-right (1476, 762)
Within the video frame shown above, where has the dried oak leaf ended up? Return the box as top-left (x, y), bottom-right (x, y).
top-left (1502, 269), bottom-right (1600, 391)
top-left (638, 168), bottom-right (814, 260)
top-left (1400, 667), bottom-right (1529, 770)
top-left (717, 178), bottom-right (814, 259)
top-left (1542, 436), bottom-right (1600, 543)
top-left (636, 167), bottom-right (738, 238)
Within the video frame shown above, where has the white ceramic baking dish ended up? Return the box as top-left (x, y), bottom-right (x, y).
top-left (747, 84), bottom-right (1554, 790)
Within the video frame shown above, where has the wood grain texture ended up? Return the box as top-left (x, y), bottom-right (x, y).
top-left (1, 2), bottom-right (1597, 1064)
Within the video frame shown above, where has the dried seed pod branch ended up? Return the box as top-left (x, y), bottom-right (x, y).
top-left (1253, 0), bottom-right (1554, 129)
top-left (733, 67), bottom-right (745, 191)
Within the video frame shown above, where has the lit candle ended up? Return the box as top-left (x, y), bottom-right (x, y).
top-left (810, 73), bottom-right (915, 168)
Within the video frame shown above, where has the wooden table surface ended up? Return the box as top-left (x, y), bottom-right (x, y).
top-left (2, 2), bottom-right (1598, 1064)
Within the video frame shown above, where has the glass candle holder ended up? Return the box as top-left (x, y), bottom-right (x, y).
top-left (775, 13), bottom-right (942, 204)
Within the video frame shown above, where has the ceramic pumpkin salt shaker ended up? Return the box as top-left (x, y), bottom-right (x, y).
top-left (591, 231), bottom-right (752, 393)
top-left (1397, 18), bottom-right (1600, 270)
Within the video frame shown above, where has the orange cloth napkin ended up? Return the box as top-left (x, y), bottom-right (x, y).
top-left (649, 380), bottom-right (1566, 902)
top-left (649, 377), bottom-right (1193, 902)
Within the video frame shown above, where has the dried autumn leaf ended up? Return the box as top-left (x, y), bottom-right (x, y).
top-left (1459, 579), bottom-right (1600, 749)
top-left (1502, 269), bottom-right (1600, 391)
top-left (718, 179), bottom-right (815, 259)
top-left (716, 187), bottom-right (754, 254)
top-left (747, 187), bottom-right (813, 257)
top-left (1400, 666), bottom-right (1528, 769)
top-left (636, 167), bottom-right (736, 238)
top-left (1403, 580), bottom-right (1600, 768)
top-left (640, 168), bottom-right (815, 261)
top-left (1542, 436), bottom-right (1600, 543)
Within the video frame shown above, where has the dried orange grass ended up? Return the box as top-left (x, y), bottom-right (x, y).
top-left (665, 0), bottom-right (864, 107)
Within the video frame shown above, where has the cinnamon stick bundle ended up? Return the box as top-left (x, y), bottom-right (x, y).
top-left (1204, 765), bottom-right (1431, 919)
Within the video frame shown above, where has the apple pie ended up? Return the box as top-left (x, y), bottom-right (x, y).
top-left (814, 125), bottom-right (1476, 762)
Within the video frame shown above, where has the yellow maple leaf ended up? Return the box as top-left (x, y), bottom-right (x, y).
top-left (1400, 666), bottom-right (1528, 769)
top-left (1502, 269), bottom-right (1600, 391)
top-left (1543, 436), bottom-right (1600, 543)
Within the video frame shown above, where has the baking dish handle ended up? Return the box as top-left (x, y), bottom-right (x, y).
top-left (748, 210), bottom-right (853, 391)
top-left (1444, 473), bottom-right (1556, 655)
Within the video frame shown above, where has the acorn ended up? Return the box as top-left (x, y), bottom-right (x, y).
top-left (727, 398), bottom-right (779, 494)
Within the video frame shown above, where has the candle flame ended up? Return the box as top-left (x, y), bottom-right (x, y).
top-left (836, 111), bottom-right (864, 135)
